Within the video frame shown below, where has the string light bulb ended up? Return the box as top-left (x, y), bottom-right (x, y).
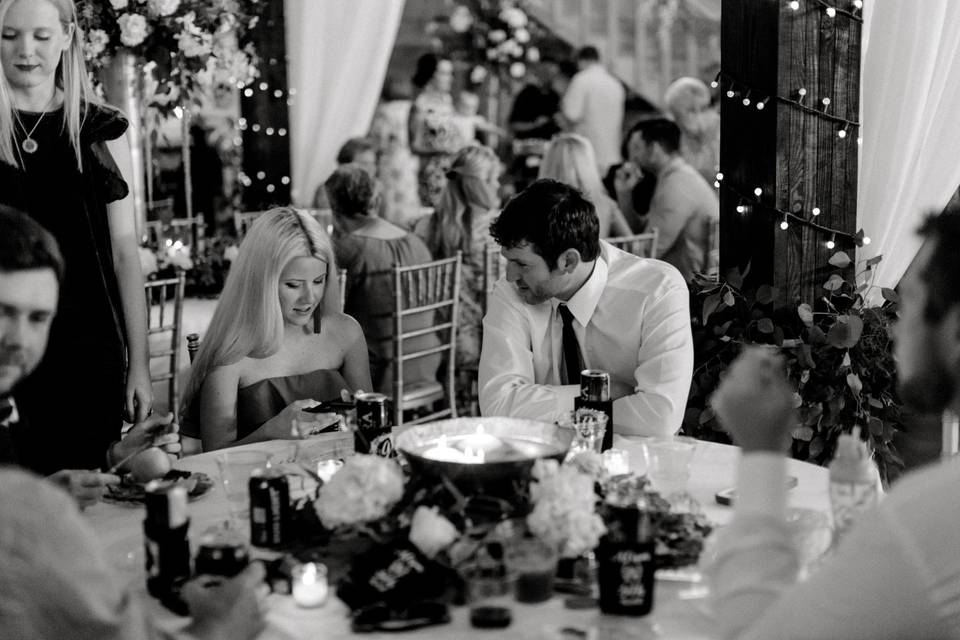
top-left (812, 207), bottom-right (821, 216)
top-left (780, 215), bottom-right (790, 230)
top-left (754, 187), bottom-right (763, 197)
top-left (756, 98), bottom-right (769, 110)
top-left (714, 180), bottom-right (721, 188)
top-left (726, 89), bottom-right (736, 99)
top-left (716, 172), bottom-right (724, 181)
top-left (742, 93), bottom-right (752, 107)
top-left (853, 0), bottom-right (863, 8)
top-left (826, 6), bottom-right (837, 18)
top-left (826, 234), bottom-right (836, 249)
top-left (788, 0), bottom-right (800, 9)
top-left (862, 236), bottom-right (871, 245)
top-left (838, 125), bottom-right (848, 139)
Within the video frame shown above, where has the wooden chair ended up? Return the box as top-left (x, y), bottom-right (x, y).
top-left (147, 197), bottom-right (175, 220)
top-left (391, 253), bottom-right (462, 427)
top-left (144, 273), bottom-right (185, 414)
top-left (607, 229), bottom-right (659, 258)
top-left (186, 332), bottom-right (201, 363)
top-left (142, 220), bottom-right (164, 250)
top-left (336, 268), bottom-right (347, 313)
top-left (234, 210), bottom-right (263, 238)
top-left (702, 218), bottom-right (720, 280)
top-left (483, 243), bottom-right (506, 314)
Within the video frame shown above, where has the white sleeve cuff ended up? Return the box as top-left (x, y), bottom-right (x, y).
top-left (737, 452), bottom-right (788, 519)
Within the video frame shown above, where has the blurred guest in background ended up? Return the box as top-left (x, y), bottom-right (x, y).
top-left (312, 136), bottom-right (380, 210)
top-left (450, 90), bottom-right (506, 146)
top-left (181, 207), bottom-right (371, 451)
top-left (508, 58), bottom-right (563, 192)
top-left (370, 78), bottom-right (422, 228)
top-left (559, 46), bottom-right (625, 174)
top-left (480, 180), bottom-right (692, 437)
top-left (539, 133), bottom-right (632, 239)
top-left (328, 165), bottom-right (441, 397)
top-left (615, 119), bottom-right (718, 281)
top-left (0, 0), bottom-right (152, 474)
top-left (415, 145), bottom-right (500, 413)
top-left (664, 76), bottom-right (720, 184)
top-left (409, 53), bottom-right (462, 209)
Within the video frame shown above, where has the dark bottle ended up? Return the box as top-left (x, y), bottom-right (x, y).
top-left (249, 467), bottom-right (291, 548)
top-left (143, 480), bottom-right (191, 606)
top-left (596, 498), bottom-right (656, 616)
top-left (574, 369), bottom-right (614, 451)
top-left (355, 392), bottom-right (394, 457)
top-left (195, 526), bottom-right (250, 577)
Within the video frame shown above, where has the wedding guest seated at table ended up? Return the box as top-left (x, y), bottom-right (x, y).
top-left (328, 165), bottom-right (441, 396)
top-left (0, 467), bottom-right (267, 640)
top-left (0, 207), bottom-right (180, 508)
top-left (311, 136), bottom-right (379, 210)
top-left (478, 179), bottom-right (693, 436)
top-left (180, 207), bottom-right (372, 451)
top-left (538, 133), bottom-right (633, 238)
top-left (707, 206), bottom-right (960, 639)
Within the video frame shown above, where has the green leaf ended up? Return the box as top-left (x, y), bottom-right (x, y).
top-left (797, 303), bottom-right (814, 326)
top-left (828, 251), bottom-right (852, 268)
top-left (702, 292), bottom-right (722, 325)
top-left (865, 255), bottom-right (883, 267)
top-left (823, 274), bottom-right (844, 291)
top-left (881, 288), bottom-right (900, 304)
top-left (713, 320), bottom-right (732, 337)
top-left (827, 316), bottom-right (864, 348)
top-left (699, 406), bottom-right (715, 425)
top-left (756, 285), bottom-right (778, 305)
top-left (808, 325), bottom-right (827, 345)
top-left (869, 417), bottom-right (884, 436)
top-left (792, 426), bottom-right (815, 441)
top-left (868, 398), bottom-right (885, 409)
top-left (809, 436), bottom-right (826, 459)
top-left (757, 318), bottom-right (775, 333)
top-left (846, 372), bottom-right (863, 398)
top-left (727, 268), bottom-right (743, 289)
top-left (798, 344), bottom-right (816, 369)
top-left (723, 290), bottom-right (736, 307)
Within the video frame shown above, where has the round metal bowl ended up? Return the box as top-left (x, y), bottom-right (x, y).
top-left (395, 417), bottom-right (572, 486)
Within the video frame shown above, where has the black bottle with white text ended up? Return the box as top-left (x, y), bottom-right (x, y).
top-left (574, 369), bottom-right (614, 451)
top-left (596, 498), bottom-right (656, 616)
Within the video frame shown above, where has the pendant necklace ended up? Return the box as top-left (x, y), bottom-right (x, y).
top-left (14, 96), bottom-right (54, 154)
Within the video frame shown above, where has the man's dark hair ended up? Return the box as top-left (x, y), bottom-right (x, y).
top-left (577, 46), bottom-right (600, 63)
top-left (490, 179), bottom-right (600, 269)
top-left (0, 206), bottom-right (64, 286)
top-left (325, 164), bottom-right (377, 218)
top-left (557, 59), bottom-right (578, 81)
top-left (636, 118), bottom-right (681, 155)
top-left (917, 202), bottom-right (960, 322)
top-left (412, 53), bottom-right (446, 89)
top-left (336, 137), bottom-right (377, 165)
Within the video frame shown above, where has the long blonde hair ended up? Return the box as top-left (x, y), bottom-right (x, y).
top-left (180, 207), bottom-right (340, 415)
top-left (0, 0), bottom-right (95, 170)
top-left (425, 144), bottom-right (498, 259)
top-left (538, 133), bottom-right (607, 202)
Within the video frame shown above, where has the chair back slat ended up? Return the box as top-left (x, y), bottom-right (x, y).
top-left (483, 243), bottom-right (506, 314)
top-left (391, 253), bottom-right (462, 427)
top-left (186, 333), bottom-right (201, 363)
top-left (607, 229), bottom-right (659, 259)
top-left (143, 273), bottom-right (185, 413)
top-left (234, 211), bottom-right (264, 238)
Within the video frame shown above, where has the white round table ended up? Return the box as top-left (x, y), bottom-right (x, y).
top-left (83, 436), bottom-right (829, 639)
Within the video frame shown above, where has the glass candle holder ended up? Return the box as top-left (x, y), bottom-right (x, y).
top-left (292, 562), bottom-right (328, 608)
top-left (602, 448), bottom-right (631, 476)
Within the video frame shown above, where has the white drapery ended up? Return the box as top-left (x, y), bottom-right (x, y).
top-left (857, 0), bottom-right (960, 291)
top-left (284, 0), bottom-right (405, 206)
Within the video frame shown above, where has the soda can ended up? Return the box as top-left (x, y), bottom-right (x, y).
top-left (355, 392), bottom-right (393, 457)
top-left (195, 527), bottom-right (249, 577)
top-left (249, 468), bottom-right (290, 548)
top-left (580, 369), bottom-right (611, 402)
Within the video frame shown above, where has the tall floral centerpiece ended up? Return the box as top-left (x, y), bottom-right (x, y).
top-left (77, 0), bottom-right (263, 232)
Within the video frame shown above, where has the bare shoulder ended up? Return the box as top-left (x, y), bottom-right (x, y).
top-left (322, 311), bottom-right (364, 342)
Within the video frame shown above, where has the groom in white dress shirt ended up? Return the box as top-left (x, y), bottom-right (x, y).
top-left (478, 179), bottom-right (693, 437)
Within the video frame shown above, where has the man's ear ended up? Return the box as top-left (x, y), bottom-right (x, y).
top-left (557, 248), bottom-right (582, 274)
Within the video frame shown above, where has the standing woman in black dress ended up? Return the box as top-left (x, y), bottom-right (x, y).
top-left (0, 0), bottom-right (152, 473)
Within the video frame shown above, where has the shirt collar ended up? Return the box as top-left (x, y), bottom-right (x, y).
top-left (0, 396), bottom-right (18, 428)
top-left (554, 249), bottom-right (609, 326)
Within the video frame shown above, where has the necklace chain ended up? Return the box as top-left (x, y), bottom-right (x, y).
top-left (13, 93), bottom-right (56, 156)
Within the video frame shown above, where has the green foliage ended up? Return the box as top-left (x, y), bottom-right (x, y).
top-left (684, 253), bottom-right (904, 483)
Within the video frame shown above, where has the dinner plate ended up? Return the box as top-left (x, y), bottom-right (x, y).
top-left (103, 469), bottom-right (214, 506)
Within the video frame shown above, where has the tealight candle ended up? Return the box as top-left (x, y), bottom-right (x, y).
top-left (462, 425), bottom-right (503, 452)
top-left (603, 449), bottom-right (631, 476)
top-left (292, 562), bottom-right (328, 608)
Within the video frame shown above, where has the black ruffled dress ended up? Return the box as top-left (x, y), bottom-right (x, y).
top-left (0, 103), bottom-right (130, 474)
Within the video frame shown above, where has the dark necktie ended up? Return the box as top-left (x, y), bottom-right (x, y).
top-left (0, 396), bottom-right (14, 426)
top-left (558, 304), bottom-right (583, 386)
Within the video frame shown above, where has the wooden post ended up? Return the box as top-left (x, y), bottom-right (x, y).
top-left (719, 0), bottom-right (861, 306)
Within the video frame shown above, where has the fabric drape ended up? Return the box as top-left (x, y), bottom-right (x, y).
top-left (857, 0), bottom-right (960, 294)
top-left (284, 0), bottom-right (405, 206)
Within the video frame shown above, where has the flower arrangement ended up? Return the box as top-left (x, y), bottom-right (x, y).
top-left (140, 229), bottom-right (239, 297)
top-left (429, 1), bottom-right (544, 82)
top-left (527, 457), bottom-right (606, 558)
top-left (685, 252), bottom-right (904, 483)
top-left (77, 0), bottom-right (264, 115)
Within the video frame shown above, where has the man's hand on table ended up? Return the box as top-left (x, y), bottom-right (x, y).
top-left (111, 412), bottom-right (182, 469)
top-left (48, 469), bottom-right (120, 509)
top-left (181, 562), bottom-right (268, 640)
top-left (710, 346), bottom-right (796, 454)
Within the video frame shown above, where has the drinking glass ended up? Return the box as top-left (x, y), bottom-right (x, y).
top-left (215, 450), bottom-right (272, 528)
top-left (504, 538), bottom-right (558, 603)
top-left (641, 436), bottom-right (696, 497)
top-left (557, 410), bottom-right (609, 454)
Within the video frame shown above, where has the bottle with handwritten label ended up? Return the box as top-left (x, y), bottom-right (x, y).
top-left (596, 495), bottom-right (655, 616)
top-left (828, 426), bottom-right (882, 541)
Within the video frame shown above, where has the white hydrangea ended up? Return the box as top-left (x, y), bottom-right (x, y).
top-left (109, 0), bottom-right (129, 10)
top-left (314, 455), bottom-right (404, 529)
top-left (118, 13), bottom-right (148, 47)
top-left (84, 29), bottom-right (109, 60)
top-left (500, 7), bottom-right (528, 28)
top-left (449, 5), bottom-right (473, 33)
top-left (147, 0), bottom-right (179, 17)
top-left (528, 462), bottom-right (606, 558)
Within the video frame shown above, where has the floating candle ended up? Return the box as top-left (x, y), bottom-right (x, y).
top-left (292, 562), bottom-right (328, 608)
top-left (461, 425), bottom-right (504, 452)
top-left (603, 449), bottom-right (631, 476)
top-left (423, 435), bottom-right (466, 462)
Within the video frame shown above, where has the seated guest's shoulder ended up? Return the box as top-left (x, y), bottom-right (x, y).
top-left (880, 460), bottom-right (960, 526)
top-left (603, 242), bottom-right (687, 295)
top-left (322, 310), bottom-right (364, 343)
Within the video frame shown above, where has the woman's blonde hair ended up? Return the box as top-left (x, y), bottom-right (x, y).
top-left (0, 0), bottom-right (95, 170)
top-left (180, 207), bottom-right (340, 415)
top-left (425, 144), bottom-right (498, 259)
top-left (538, 133), bottom-right (607, 202)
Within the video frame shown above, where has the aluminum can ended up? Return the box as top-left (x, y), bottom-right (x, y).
top-left (575, 369), bottom-right (614, 451)
top-left (249, 468), bottom-right (290, 548)
top-left (355, 392), bottom-right (393, 456)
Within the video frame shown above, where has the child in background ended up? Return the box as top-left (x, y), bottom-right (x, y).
top-left (451, 90), bottom-right (507, 146)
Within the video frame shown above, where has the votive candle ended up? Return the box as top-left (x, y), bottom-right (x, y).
top-left (603, 448), bottom-right (631, 476)
top-left (292, 562), bottom-right (328, 608)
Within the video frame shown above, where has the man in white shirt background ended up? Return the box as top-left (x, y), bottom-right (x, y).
top-left (560, 46), bottom-right (625, 175)
top-left (707, 206), bottom-right (960, 639)
top-left (478, 179), bottom-right (693, 437)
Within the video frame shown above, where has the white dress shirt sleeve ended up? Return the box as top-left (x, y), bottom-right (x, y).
top-left (707, 453), bottom-right (944, 640)
top-left (478, 285), bottom-right (579, 420)
top-left (611, 276), bottom-right (693, 437)
top-left (561, 73), bottom-right (586, 125)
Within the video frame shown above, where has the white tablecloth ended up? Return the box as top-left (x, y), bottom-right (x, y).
top-left (83, 436), bottom-right (829, 639)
